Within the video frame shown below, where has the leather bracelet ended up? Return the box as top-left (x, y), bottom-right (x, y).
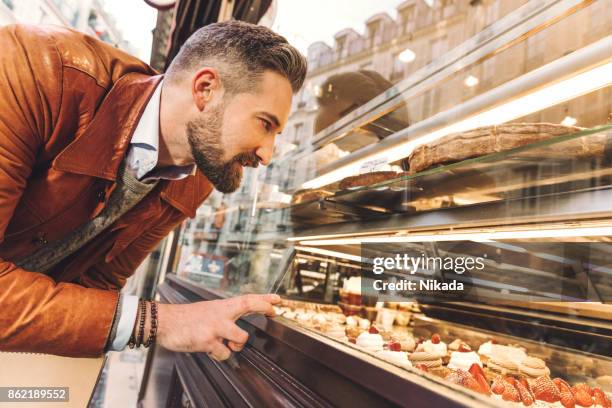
top-left (144, 301), bottom-right (158, 348)
top-left (137, 300), bottom-right (147, 347)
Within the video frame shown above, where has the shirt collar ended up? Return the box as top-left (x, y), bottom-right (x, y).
top-left (129, 79), bottom-right (197, 181)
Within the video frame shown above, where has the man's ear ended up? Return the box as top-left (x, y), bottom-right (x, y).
top-left (192, 67), bottom-right (220, 111)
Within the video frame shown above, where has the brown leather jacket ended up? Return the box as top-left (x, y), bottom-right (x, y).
top-left (0, 25), bottom-right (213, 357)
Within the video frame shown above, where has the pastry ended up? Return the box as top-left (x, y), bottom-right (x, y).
top-left (448, 339), bottom-right (465, 352)
top-left (339, 171), bottom-right (404, 190)
top-left (408, 123), bottom-right (604, 174)
top-left (485, 345), bottom-right (527, 378)
top-left (399, 336), bottom-right (417, 352)
top-left (327, 313), bottom-right (347, 325)
top-left (345, 325), bottom-right (363, 340)
top-left (282, 310), bottom-right (297, 320)
top-left (322, 324), bottom-right (349, 342)
top-left (377, 342), bottom-right (412, 369)
top-left (447, 349), bottom-right (483, 372)
top-left (358, 318), bottom-right (371, 330)
top-left (409, 351), bottom-right (448, 377)
top-left (346, 315), bottom-right (360, 327)
top-left (291, 188), bottom-right (333, 204)
top-left (421, 334), bottom-right (448, 362)
top-left (518, 356), bottom-right (550, 378)
top-left (356, 326), bottom-right (384, 352)
top-left (477, 340), bottom-right (496, 365)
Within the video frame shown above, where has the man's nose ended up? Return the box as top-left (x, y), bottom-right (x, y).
top-left (255, 137), bottom-right (275, 166)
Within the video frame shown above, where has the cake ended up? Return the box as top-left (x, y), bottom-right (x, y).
top-left (339, 171), bottom-right (404, 190)
top-left (485, 345), bottom-right (528, 379)
top-left (421, 334), bottom-right (448, 362)
top-left (377, 342), bottom-right (412, 369)
top-left (408, 123), bottom-right (605, 174)
top-left (477, 340), bottom-right (496, 365)
top-left (447, 351), bottom-right (483, 372)
top-left (291, 188), bottom-right (333, 204)
top-left (518, 356), bottom-right (550, 378)
top-left (408, 351), bottom-right (448, 377)
top-left (322, 324), bottom-right (349, 342)
top-left (356, 327), bottom-right (384, 352)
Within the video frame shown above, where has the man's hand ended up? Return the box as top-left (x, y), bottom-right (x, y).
top-left (155, 294), bottom-right (280, 360)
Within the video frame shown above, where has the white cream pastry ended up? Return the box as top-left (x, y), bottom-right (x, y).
top-left (312, 313), bottom-right (328, 326)
top-left (296, 312), bottom-right (314, 324)
top-left (477, 341), bottom-right (495, 358)
top-left (346, 316), bottom-right (359, 327)
top-left (447, 351), bottom-right (483, 371)
top-left (324, 325), bottom-right (348, 342)
top-left (283, 310), bottom-right (297, 320)
top-left (356, 331), bottom-right (384, 352)
top-left (422, 340), bottom-right (447, 357)
top-left (358, 319), bottom-right (371, 330)
top-left (328, 313), bottom-right (346, 324)
top-left (377, 350), bottom-right (412, 369)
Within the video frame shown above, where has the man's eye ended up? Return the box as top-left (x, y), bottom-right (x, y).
top-left (260, 119), bottom-right (272, 132)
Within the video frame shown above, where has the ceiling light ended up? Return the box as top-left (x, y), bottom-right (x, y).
top-left (561, 115), bottom-right (578, 126)
top-left (398, 48), bottom-right (416, 63)
top-left (464, 75), bottom-right (479, 87)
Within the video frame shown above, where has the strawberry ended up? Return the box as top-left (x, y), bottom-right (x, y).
top-left (472, 370), bottom-right (491, 395)
top-left (431, 333), bottom-right (441, 344)
top-left (553, 378), bottom-right (576, 408)
top-left (574, 389), bottom-right (593, 407)
top-left (415, 363), bottom-right (429, 372)
top-left (532, 376), bottom-right (561, 403)
top-left (593, 387), bottom-right (612, 408)
top-left (458, 343), bottom-right (472, 352)
top-left (518, 377), bottom-right (533, 394)
top-left (505, 377), bottom-right (517, 386)
top-left (368, 326), bottom-right (379, 334)
top-left (515, 380), bottom-right (535, 406)
top-left (502, 380), bottom-right (521, 403)
top-left (491, 376), bottom-right (505, 395)
top-left (388, 342), bottom-right (401, 352)
top-left (572, 384), bottom-right (593, 397)
top-left (468, 363), bottom-right (486, 379)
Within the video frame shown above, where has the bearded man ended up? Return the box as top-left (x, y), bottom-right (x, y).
top-left (0, 21), bottom-right (306, 360)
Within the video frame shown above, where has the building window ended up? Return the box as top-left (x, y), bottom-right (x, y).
top-left (399, 5), bottom-right (416, 35)
top-left (335, 36), bottom-right (347, 59)
top-left (367, 20), bottom-right (381, 48)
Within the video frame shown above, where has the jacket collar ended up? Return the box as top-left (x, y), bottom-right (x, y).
top-left (53, 73), bottom-right (212, 217)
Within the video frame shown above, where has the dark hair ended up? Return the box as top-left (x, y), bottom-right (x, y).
top-left (166, 20), bottom-right (307, 94)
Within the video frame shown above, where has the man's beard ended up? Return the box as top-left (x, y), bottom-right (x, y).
top-left (186, 103), bottom-right (259, 193)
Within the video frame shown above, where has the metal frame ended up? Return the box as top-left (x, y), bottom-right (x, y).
top-left (291, 188), bottom-right (612, 240)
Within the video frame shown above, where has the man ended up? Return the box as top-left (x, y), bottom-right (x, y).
top-left (0, 21), bottom-right (307, 360)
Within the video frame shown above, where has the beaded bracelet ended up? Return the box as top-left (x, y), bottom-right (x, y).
top-left (144, 301), bottom-right (158, 348)
top-left (136, 300), bottom-right (147, 347)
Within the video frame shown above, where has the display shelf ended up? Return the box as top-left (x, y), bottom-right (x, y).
top-left (329, 125), bottom-right (612, 215)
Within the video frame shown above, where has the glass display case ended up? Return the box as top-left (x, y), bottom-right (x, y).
top-left (139, 1), bottom-right (612, 407)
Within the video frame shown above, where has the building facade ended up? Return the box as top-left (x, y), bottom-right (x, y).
top-left (0, 0), bottom-right (132, 51)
